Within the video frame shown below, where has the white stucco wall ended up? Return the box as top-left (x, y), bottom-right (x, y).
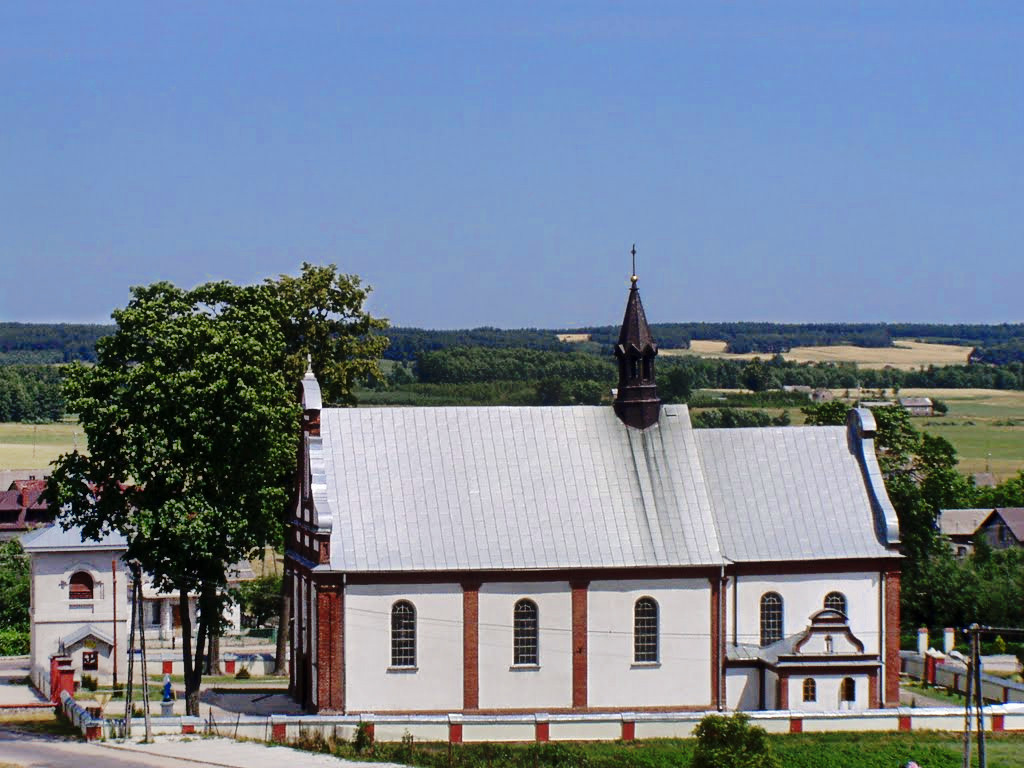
top-left (29, 550), bottom-right (128, 688)
top-left (587, 578), bottom-right (712, 707)
top-left (345, 583), bottom-right (463, 712)
top-left (726, 667), bottom-right (761, 711)
top-left (789, 673), bottom-right (870, 712)
top-left (729, 572), bottom-right (880, 653)
top-left (478, 582), bottom-right (572, 710)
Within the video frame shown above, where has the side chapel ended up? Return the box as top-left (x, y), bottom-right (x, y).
top-left (286, 270), bottom-right (902, 714)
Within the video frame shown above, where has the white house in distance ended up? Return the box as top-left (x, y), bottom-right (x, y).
top-left (286, 273), bottom-right (903, 715)
top-left (21, 524), bottom-right (129, 692)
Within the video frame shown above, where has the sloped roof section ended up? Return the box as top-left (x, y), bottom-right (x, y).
top-left (695, 425), bottom-right (898, 562)
top-left (938, 508), bottom-right (992, 537)
top-left (21, 523), bottom-right (127, 553)
top-left (320, 404), bottom-right (722, 572)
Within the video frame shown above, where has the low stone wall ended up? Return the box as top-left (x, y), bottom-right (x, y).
top-left (62, 692), bottom-right (1024, 743)
top-left (136, 651), bottom-right (276, 678)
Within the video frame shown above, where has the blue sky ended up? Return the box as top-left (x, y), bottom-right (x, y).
top-left (2, 2), bottom-right (1021, 328)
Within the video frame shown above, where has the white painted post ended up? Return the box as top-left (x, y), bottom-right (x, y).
top-left (917, 627), bottom-right (929, 656)
top-left (160, 599), bottom-right (172, 641)
top-left (944, 627), bottom-right (955, 654)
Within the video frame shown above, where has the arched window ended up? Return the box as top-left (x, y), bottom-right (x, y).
top-left (69, 571), bottom-right (94, 600)
top-left (824, 592), bottom-right (847, 615)
top-left (841, 677), bottom-right (856, 702)
top-left (390, 601), bottom-right (416, 668)
top-left (513, 599), bottom-right (539, 665)
top-left (760, 592), bottom-right (783, 646)
top-left (803, 678), bottom-right (817, 702)
top-left (634, 597), bottom-right (658, 663)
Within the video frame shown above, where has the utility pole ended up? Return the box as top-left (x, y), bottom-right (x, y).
top-left (962, 637), bottom-right (973, 768)
top-left (972, 625), bottom-right (986, 768)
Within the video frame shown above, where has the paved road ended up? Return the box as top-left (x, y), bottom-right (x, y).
top-left (0, 730), bottom-right (408, 768)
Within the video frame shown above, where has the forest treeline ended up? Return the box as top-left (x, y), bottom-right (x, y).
top-left (0, 366), bottom-right (65, 421)
top-left (6, 321), bottom-right (1024, 364)
top-left (0, 323), bottom-right (112, 365)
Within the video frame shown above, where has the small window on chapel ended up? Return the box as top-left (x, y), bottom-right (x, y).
top-left (803, 678), bottom-right (816, 702)
top-left (390, 601), bottom-right (416, 668)
top-left (824, 592), bottom-right (847, 615)
top-left (841, 677), bottom-right (856, 702)
top-left (69, 571), bottom-right (94, 600)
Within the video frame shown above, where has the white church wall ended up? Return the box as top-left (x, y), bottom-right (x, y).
top-left (478, 582), bottom-right (572, 710)
top-left (730, 572), bottom-right (880, 653)
top-left (725, 667), bottom-right (760, 711)
top-left (344, 583), bottom-right (463, 712)
top-left (790, 674), bottom-right (869, 712)
top-left (587, 578), bottom-right (712, 707)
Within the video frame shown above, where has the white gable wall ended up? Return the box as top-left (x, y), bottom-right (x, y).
top-left (588, 578), bottom-right (712, 707)
top-left (792, 674), bottom-right (869, 712)
top-left (730, 572), bottom-right (881, 653)
top-left (478, 582), bottom-right (572, 710)
top-left (344, 583), bottom-right (463, 712)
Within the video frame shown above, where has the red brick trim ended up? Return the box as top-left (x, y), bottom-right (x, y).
top-left (710, 575), bottom-right (722, 710)
top-left (869, 669), bottom-right (879, 708)
top-left (571, 581), bottom-right (589, 709)
top-left (463, 584), bottom-right (479, 710)
top-left (85, 724), bottom-right (101, 740)
top-left (181, 723), bottom-right (196, 734)
top-left (535, 721), bottom-right (549, 742)
top-left (315, 577), bottom-right (345, 712)
top-left (449, 722), bottom-right (463, 743)
top-left (884, 569), bottom-right (901, 706)
top-left (993, 714), bottom-right (1005, 732)
top-left (162, 660), bottom-right (173, 674)
top-left (272, 722), bottom-right (286, 742)
top-left (778, 674), bottom-right (789, 709)
top-left (731, 558), bottom-right (900, 577)
top-left (789, 717), bottom-right (802, 733)
top-left (898, 715), bottom-right (911, 731)
top-left (621, 720), bottom-right (635, 741)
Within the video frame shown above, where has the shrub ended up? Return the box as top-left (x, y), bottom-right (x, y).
top-left (691, 713), bottom-right (780, 768)
top-left (234, 667), bottom-right (251, 679)
top-left (353, 721), bottom-right (374, 754)
top-left (81, 674), bottom-right (98, 691)
top-left (0, 627), bottom-right (29, 655)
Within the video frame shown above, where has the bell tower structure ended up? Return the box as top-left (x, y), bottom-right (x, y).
top-left (613, 246), bottom-right (661, 429)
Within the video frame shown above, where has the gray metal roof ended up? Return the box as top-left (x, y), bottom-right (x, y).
top-left (20, 523), bottom-right (128, 553)
top-left (938, 508), bottom-right (992, 537)
top-left (321, 404), bottom-right (722, 572)
top-left (694, 426), bottom-right (896, 562)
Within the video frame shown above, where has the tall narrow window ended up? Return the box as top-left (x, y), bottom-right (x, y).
top-left (69, 571), bottom-right (94, 600)
top-left (841, 677), bottom-right (856, 702)
top-left (630, 357), bottom-right (640, 379)
top-left (391, 601), bottom-right (416, 668)
top-left (803, 678), bottom-right (817, 702)
top-left (634, 597), bottom-right (659, 663)
top-left (513, 599), bottom-right (539, 665)
top-left (824, 592), bottom-right (847, 615)
top-left (642, 357), bottom-right (652, 381)
top-left (760, 592), bottom-right (783, 646)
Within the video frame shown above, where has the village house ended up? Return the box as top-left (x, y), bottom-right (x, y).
top-left (0, 475), bottom-right (58, 540)
top-left (286, 274), bottom-right (903, 715)
top-left (21, 524), bottom-right (129, 692)
top-left (898, 397), bottom-right (934, 417)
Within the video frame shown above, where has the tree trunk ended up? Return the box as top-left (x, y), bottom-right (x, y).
top-left (180, 588), bottom-right (210, 718)
top-left (274, 585), bottom-right (290, 676)
top-left (207, 632), bottom-right (220, 676)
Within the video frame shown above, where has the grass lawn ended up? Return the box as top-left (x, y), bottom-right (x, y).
top-left (0, 710), bottom-right (80, 739)
top-left (300, 731), bottom-right (1024, 768)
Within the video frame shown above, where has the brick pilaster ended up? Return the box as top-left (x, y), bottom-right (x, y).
top-left (884, 569), bottom-right (901, 706)
top-left (778, 674), bottom-right (789, 709)
top-left (462, 582), bottom-right (480, 710)
top-left (710, 575), bottom-right (722, 709)
top-left (315, 577), bottom-right (344, 712)
top-left (571, 580), bottom-right (589, 709)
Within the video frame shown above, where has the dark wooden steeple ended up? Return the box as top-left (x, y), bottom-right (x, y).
top-left (613, 249), bottom-right (661, 429)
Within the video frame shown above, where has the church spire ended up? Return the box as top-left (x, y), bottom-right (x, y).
top-left (613, 246), bottom-right (661, 429)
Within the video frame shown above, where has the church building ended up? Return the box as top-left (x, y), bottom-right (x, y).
top-left (286, 272), bottom-right (902, 714)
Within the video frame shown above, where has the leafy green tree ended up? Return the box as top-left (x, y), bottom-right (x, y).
top-left (800, 399), bottom-right (848, 426)
top-left (691, 713), bottom-right (780, 768)
top-left (265, 263), bottom-right (389, 406)
top-left (0, 539), bottom-right (29, 631)
top-left (740, 358), bottom-right (771, 392)
top-left (660, 365), bottom-right (693, 403)
top-left (46, 281), bottom-right (299, 715)
top-left (236, 574), bottom-right (283, 629)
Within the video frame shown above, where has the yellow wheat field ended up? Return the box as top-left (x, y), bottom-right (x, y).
top-left (662, 339), bottom-right (971, 370)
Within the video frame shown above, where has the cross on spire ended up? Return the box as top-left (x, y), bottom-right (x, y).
top-left (631, 244), bottom-right (637, 282)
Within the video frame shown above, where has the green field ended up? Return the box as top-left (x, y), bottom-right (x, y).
top-left (0, 421), bottom-right (80, 470)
